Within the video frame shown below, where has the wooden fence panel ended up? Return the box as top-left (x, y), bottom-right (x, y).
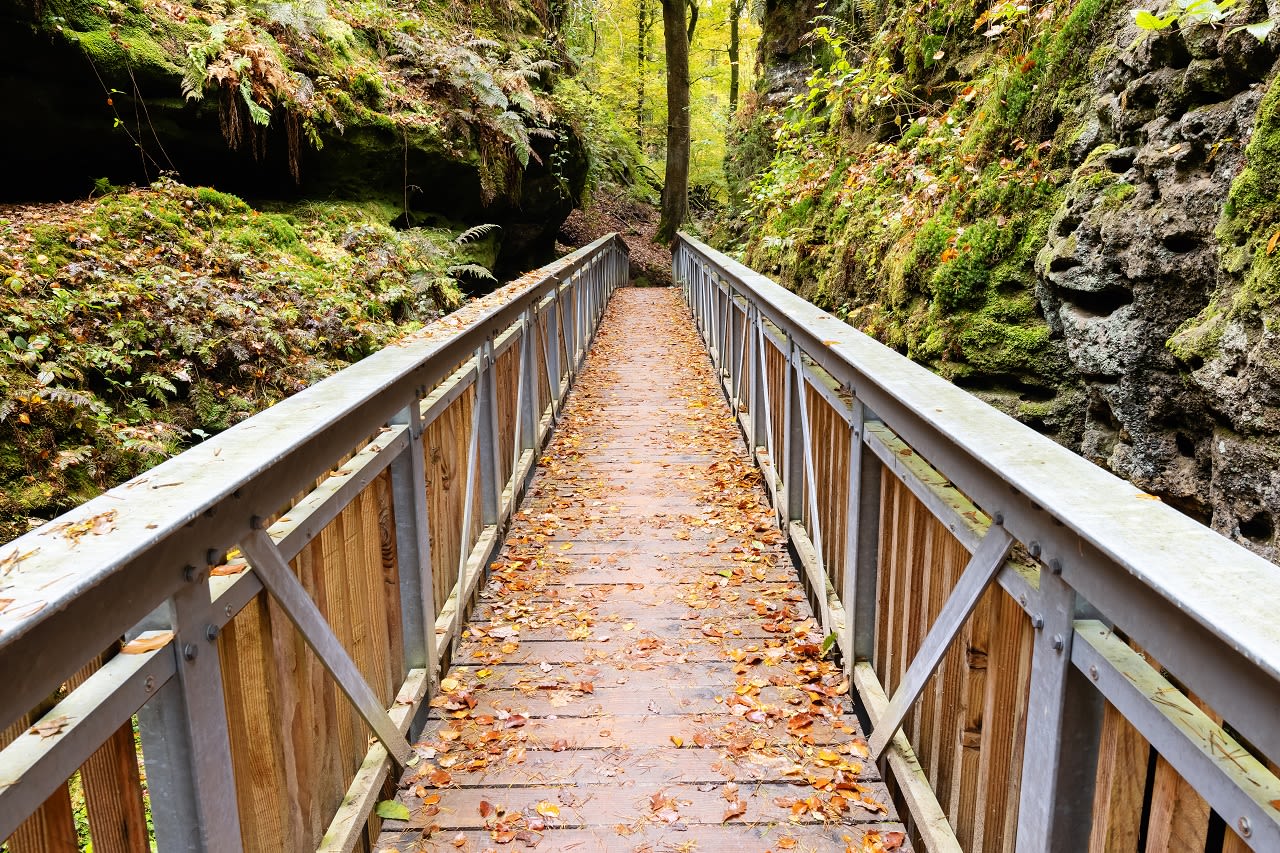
top-left (218, 468), bottom-right (403, 851)
top-left (67, 653), bottom-right (150, 853)
top-left (494, 341), bottom-right (520, 491)
top-left (872, 473), bottom-right (1034, 852)
top-left (424, 384), bottom-right (476, 613)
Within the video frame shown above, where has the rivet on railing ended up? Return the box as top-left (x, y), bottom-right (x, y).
top-left (206, 549), bottom-right (224, 568)
top-left (1049, 557), bottom-right (1063, 575)
top-left (182, 643), bottom-right (199, 662)
top-left (1028, 541), bottom-right (1042, 558)
top-left (250, 515), bottom-right (266, 531)
top-left (182, 564), bottom-right (199, 583)
top-left (144, 675), bottom-right (156, 692)
top-left (1031, 614), bottom-right (1045, 630)
top-left (1052, 634), bottom-right (1065, 652)
top-left (206, 625), bottom-right (220, 643)
top-left (993, 512), bottom-right (1005, 526)
top-left (1239, 817), bottom-right (1251, 838)
top-left (1089, 665), bottom-right (1099, 681)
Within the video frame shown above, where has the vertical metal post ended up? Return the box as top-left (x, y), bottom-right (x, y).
top-left (518, 309), bottom-right (538, 454)
top-left (476, 337), bottom-right (501, 527)
top-left (1014, 570), bottom-right (1104, 852)
top-left (137, 578), bottom-right (243, 852)
top-left (547, 288), bottom-right (562, 404)
top-left (748, 307), bottom-right (766, 453)
top-left (727, 291), bottom-right (739, 409)
top-left (847, 400), bottom-right (882, 666)
top-left (782, 340), bottom-right (803, 530)
top-left (390, 401), bottom-right (440, 718)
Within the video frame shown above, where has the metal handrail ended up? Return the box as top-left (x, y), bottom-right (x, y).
top-left (674, 231), bottom-right (1280, 851)
top-left (0, 233), bottom-right (629, 849)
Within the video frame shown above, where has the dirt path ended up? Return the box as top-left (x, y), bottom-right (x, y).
top-left (376, 288), bottom-right (909, 852)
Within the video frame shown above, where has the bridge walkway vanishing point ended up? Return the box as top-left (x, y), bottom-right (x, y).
top-left (374, 288), bottom-right (909, 852)
top-left (2, 232), bottom-right (1279, 853)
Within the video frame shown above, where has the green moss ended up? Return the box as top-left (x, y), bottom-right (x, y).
top-left (1167, 299), bottom-right (1227, 364)
top-left (1217, 79), bottom-right (1280, 313)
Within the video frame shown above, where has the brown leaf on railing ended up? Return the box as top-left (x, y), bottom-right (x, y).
top-left (121, 630), bottom-right (174, 654)
top-left (28, 715), bottom-right (71, 739)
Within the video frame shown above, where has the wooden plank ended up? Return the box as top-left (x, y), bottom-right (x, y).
top-left (64, 651), bottom-right (149, 853)
top-left (2, 700), bottom-right (79, 853)
top-left (976, 589), bottom-right (1033, 852)
top-left (1086, 700), bottom-right (1147, 853)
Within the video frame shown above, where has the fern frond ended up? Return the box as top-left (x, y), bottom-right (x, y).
top-left (456, 223), bottom-right (501, 244)
top-left (447, 263), bottom-right (497, 282)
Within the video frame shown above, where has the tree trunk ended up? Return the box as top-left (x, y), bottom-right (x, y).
top-left (728, 0), bottom-right (741, 115)
top-left (637, 0), bottom-right (647, 149)
top-left (657, 0), bottom-right (690, 243)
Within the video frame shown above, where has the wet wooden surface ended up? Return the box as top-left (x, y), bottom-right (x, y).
top-left (377, 288), bottom-right (909, 853)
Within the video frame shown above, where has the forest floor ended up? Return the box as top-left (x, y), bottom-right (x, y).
top-left (376, 289), bottom-right (908, 853)
top-left (559, 189), bottom-right (672, 286)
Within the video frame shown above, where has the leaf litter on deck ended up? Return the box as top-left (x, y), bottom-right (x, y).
top-left (377, 289), bottom-right (907, 853)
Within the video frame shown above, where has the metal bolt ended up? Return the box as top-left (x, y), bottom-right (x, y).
top-left (224, 603), bottom-right (234, 619)
top-left (250, 515), bottom-right (266, 531)
top-left (1049, 558), bottom-right (1063, 576)
top-left (1052, 634), bottom-right (1065, 652)
top-left (182, 643), bottom-right (199, 662)
top-left (183, 564), bottom-right (199, 583)
top-left (1028, 541), bottom-right (1042, 558)
top-left (993, 512), bottom-right (1005, 526)
top-left (1089, 665), bottom-right (1098, 681)
top-left (1031, 614), bottom-right (1045, 630)
top-left (206, 624), bottom-right (220, 642)
top-left (207, 548), bottom-right (224, 567)
top-left (144, 675), bottom-right (156, 692)
top-left (1239, 817), bottom-right (1251, 838)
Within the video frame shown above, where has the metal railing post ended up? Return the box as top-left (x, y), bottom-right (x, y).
top-left (1014, 571), bottom-right (1104, 852)
top-left (390, 400), bottom-right (439, 716)
top-left (476, 337), bottom-right (501, 527)
top-left (547, 288), bottom-right (562, 404)
top-left (748, 306), bottom-right (766, 453)
top-left (847, 400), bottom-right (882, 667)
top-left (137, 579), bottom-right (243, 852)
top-left (782, 339), bottom-right (804, 530)
top-left (518, 309), bottom-right (538, 454)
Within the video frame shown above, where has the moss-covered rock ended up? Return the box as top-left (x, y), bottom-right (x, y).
top-left (0, 179), bottom-right (475, 541)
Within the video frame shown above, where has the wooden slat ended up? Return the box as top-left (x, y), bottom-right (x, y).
top-left (2, 700), bottom-right (79, 853)
top-left (1087, 700), bottom-right (1147, 853)
top-left (65, 651), bottom-right (148, 853)
top-left (424, 385), bottom-right (475, 615)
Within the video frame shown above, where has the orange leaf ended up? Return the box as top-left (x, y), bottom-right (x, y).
top-left (122, 630), bottom-right (174, 654)
top-left (1268, 230), bottom-right (1280, 256)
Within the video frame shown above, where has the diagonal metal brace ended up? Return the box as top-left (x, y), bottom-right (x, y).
top-left (239, 528), bottom-right (414, 767)
top-left (868, 524), bottom-right (1015, 760)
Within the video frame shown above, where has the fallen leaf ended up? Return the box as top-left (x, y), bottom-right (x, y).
top-left (28, 715), bottom-right (71, 739)
top-left (535, 801), bottom-right (560, 818)
top-left (121, 630), bottom-right (174, 654)
top-left (375, 800), bottom-right (410, 820)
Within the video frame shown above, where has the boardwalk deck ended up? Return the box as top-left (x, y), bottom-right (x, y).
top-left (375, 289), bottom-right (909, 853)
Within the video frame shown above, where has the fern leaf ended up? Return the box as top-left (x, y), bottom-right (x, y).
top-left (447, 263), bottom-right (497, 282)
top-left (455, 223), bottom-right (501, 244)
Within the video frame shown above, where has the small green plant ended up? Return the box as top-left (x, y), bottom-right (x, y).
top-left (1130, 0), bottom-right (1275, 41)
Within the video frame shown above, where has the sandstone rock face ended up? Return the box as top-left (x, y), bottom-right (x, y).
top-left (1036, 23), bottom-right (1280, 558)
top-left (737, 0), bottom-right (1280, 560)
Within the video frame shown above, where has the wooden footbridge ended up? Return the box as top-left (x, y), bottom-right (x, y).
top-left (1, 234), bottom-right (1278, 853)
